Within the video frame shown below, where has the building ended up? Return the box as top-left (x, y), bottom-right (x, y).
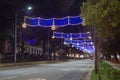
top-left (24, 45), bottom-right (43, 55)
top-left (0, 39), bottom-right (12, 55)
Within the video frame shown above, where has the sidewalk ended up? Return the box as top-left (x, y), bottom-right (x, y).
top-left (105, 60), bottom-right (120, 70)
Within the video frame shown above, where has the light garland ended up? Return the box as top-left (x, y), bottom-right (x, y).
top-left (52, 32), bottom-right (90, 39)
top-left (24, 16), bottom-right (82, 27)
top-left (64, 39), bottom-right (92, 44)
top-left (63, 39), bottom-right (95, 53)
top-left (72, 44), bottom-right (95, 53)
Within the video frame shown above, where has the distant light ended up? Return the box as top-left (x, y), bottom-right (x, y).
top-left (64, 42), bottom-right (66, 44)
top-left (80, 55), bottom-right (84, 58)
top-left (87, 32), bottom-right (90, 34)
top-left (51, 53), bottom-right (54, 56)
top-left (70, 37), bottom-right (72, 40)
top-left (77, 43), bottom-right (79, 46)
top-left (88, 36), bottom-right (92, 39)
top-left (27, 6), bottom-right (32, 10)
top-left (52, 36), bottom-right (55, 39)
top-left (91, 42), bottom-right (93, 45)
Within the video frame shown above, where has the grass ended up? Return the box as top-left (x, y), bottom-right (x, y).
top-left (90, 60), bottom-right (120, 80)
top-left (90, 70), bottom-right (99, 80)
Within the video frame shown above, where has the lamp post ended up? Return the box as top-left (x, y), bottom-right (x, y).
top-left (47, 30), bottom-right (50, 60)
top-left (14, 6), bottom-right (32, 64)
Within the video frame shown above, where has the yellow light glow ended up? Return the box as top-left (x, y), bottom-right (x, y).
top-left (52, 36), bottom-right (55, 39)
top-left (70, 37), bottom-right (72, 40)
top-left (51, 25), bottom-right (56, 31)
top-left (22, 23), bottom-right (27, 28)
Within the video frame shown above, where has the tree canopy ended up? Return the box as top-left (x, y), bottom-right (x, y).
top-left (81, 0), bottom-right (120, 62)
top-left (81, 0), bottom-right (120, 38)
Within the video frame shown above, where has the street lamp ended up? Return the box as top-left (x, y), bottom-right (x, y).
top-left (14, 6), bottom-right (32, 64)
top-left (27, 6), bottom-right (32, 10)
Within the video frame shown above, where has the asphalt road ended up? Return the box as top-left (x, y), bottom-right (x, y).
top-left (0, 59), bottom-right (94, 80)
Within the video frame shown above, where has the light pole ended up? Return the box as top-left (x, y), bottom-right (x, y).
top-left (47, 30), bottom-right (50, 60)
top-left (14, 6), bottom-right (32, 64)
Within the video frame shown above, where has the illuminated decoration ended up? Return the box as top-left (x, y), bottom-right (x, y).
top-left (24, 16), bottom-right (82, 27)
top-left (51, 25), bottom-right (57, 31)
top-left (28, 39), bottom-right (36, 45)
top-left (52, 31), bottom-right (93, 53)
top-left (72, 43), bottom-right (93, 47)
top-left (88, 36), bottom-right (92, 39)
top-left (55, 17), bottom-right (68, 27)
top-left (64, 39), bottom-right (92, 44)
top-left (64, 39), bottom-right (95, 53)
top-left (52, 36), bottom-right (55, 39)
top-left (69, 16), bottom-right (82, 25)
top-left (70, 37), bottom-right (73, 40)
top-left (39, 18), bottom-right (53, 27)
top-left (72, 44), bottom-right (95, 53)
top-left (22, 23), bottom-right (27, 28)
top-left (53, 32), bottom-right (89, 39)
top-left (25, 16), bottom-right (39, 27)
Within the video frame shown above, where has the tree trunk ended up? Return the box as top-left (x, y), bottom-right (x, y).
top-left (95, 37), bottom-right (99, 74)
top-left (113, 53), bottom-right (119, 63)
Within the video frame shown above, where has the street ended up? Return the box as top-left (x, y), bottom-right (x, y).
top-left (0, 59), bottom-right (94, 80)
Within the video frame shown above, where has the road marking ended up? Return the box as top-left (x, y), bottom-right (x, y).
top-left (7, 76), bottom-right (17, 79)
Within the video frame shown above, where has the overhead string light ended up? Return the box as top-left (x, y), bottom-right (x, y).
top-left (25, 16), bottom-right (39, 27)
top-left (72, 44), bottom-right (95, 53)
top-left (63, 39), bottom-right (95, 53)
top-left (64, 39), bottom-right (93, 45)
top-left (52, 32), bottom-right (89, 39)
top-left (24, 16), bottom-right (82, 27)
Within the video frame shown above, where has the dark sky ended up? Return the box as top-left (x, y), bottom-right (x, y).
top-left (0, 0), bottom-right (83, 18)
top-left (25, 0), bottom-right (83, 17)
top-left (0, 0), bottom-right (85, 38)
top-left (0, 0), bottom-right (84, 29)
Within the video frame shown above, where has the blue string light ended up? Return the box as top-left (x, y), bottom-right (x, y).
top-left (64, 39), bottom-right (92, 44)
top-left (53, 32), bottom-right (89, 39)
top-left (64, 39), bottom-right (95, 53)
top-left (24, 16), bottom-right (82, 27)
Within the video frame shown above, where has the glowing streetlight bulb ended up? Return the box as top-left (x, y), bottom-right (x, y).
top-left (27, 6), bottom-right (32, 10)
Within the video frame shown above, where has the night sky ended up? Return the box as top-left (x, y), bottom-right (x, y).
top-left (0, 0), bottom-right (86, 41)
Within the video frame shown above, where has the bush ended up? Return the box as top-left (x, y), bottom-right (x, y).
top-left (91, 60), bottom-right (120, 80)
